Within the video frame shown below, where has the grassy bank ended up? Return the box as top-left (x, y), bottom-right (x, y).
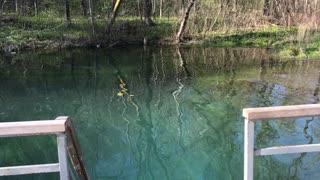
top-left (190, 27), bottom-right (320, 59)
top-left (1, 15), bottom-right (319, 59)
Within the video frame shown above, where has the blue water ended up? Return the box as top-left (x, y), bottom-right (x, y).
top-left (0, 47), bottom-right (320, 180)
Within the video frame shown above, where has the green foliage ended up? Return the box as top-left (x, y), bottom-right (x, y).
top-left (200, 27), bottom-right (298, 48)
top-left (1, 15), bottom-right (320, 60)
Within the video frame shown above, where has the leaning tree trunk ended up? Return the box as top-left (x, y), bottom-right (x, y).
top-left (176, 0), bottom-right (195, 43)
top-left (105, 0), bottom-right (122, 34)
top-left (144, 0), bottom-right (154, 26)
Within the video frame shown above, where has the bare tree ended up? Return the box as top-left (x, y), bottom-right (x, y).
top-left (263, 0), bottom-right (270, 16)
top-left (34, 0), bottom-right (38, 16)
top-left (1, 0), bottom-right (7, 14)
top-left (144, 0), bottom-right (155, 26)
top-left (15, 0), bottom-right (18, 14)
top-left (160, 0), bottom-right (163, 18)
top-left (137, 0), bottom-right (142, 20)
top-left (81, 0), bottom-right (87, 16)
top-left (106, 0), bottom-right (122, 34)
top-left (176, 0), bottom-right (195, 43)
top-left (88, 0), bottom-right (95, 35)
top-left (65, 0), bottom-right (71, 26)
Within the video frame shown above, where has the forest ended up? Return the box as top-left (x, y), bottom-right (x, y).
top-left (0, 0), bottom-right (320, 58)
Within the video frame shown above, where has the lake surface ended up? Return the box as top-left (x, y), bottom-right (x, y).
top-left (0, 47), bottom-right (320, 180)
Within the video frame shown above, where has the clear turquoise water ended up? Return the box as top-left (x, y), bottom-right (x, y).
top-left (0, 47), bottom-right (320, 180)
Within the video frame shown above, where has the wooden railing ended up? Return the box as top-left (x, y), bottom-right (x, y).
top-left (243, 104), bottom-right (320, 180)
top-left (0, 116), bottom-right (89, 180)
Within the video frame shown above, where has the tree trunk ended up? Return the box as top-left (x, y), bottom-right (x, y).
top-left (160, 0), bottom-right (163, 18)
top-left (21, 0), bottom-right (24, 16)
top-left (263, 0), bottom-right (270, 16)
top-left (233, 0), bottom-right (237, 12)
top-left (176, 0), bottom-right (195, 43)
top-left (105, 0), bottom-right (122, 34)
top-left (15, 0), bottom-right (18, 14)
top-left (144, 0), bottom-right (155, 26)
top-left (304, 0), bottom-right (308, 15)
top-left (65, 0), bottom-right (71, 26)
top-left (88, 0), bottom-right (95, 35)
top-left (137, 0), bottom-right (142, 20)
top-left (1, 0), bottom-right (7, 14)
top-left (152, 0), bottom-right (156, 18)
top-left (34, 0), bottom-right (37, 16)
top-left (81, 0), bottom-right (87, 16)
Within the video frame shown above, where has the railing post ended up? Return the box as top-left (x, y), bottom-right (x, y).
top-left (244, 119), bottom-right (254, 180)
top-left (57, 134), bottom-right (70, 180)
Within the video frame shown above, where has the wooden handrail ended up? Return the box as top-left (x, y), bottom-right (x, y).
top-left (243, 104), bottom-right (320, 121)
top-left (0, 164), bottom-right (60, 176)
top-left (0, 120), bottom-right (66, 137)
top-left (254, 144), bottom-right (320, 156)
top-left (0, 117), bottom-right (90, 180)
top-left (243, 104), bottom-right (320, 180)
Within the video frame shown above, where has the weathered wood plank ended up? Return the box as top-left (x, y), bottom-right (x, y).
top-left (255, 144), bottom-right (320, 156)
top-left (243, 104), bottom-right (320, 121)
top-left (0, 163), bottom-right (59, 176)
top-left (0, 120), bottom-right (67, 137)
top-left (244, 119), bottom-right (254, 180)
top-left (62, 117), bottom-right (90, 180)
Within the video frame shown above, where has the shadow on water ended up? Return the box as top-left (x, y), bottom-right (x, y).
top-left (1, 47), bottom-right (320, 179)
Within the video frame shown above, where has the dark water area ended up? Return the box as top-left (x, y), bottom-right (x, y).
top-left (0, 47), bottom-right (320, 180)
